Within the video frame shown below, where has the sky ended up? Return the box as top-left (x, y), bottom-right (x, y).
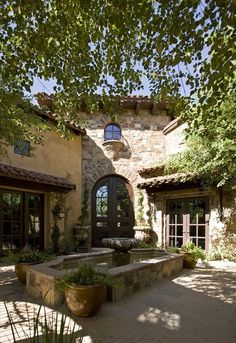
top-left (30, 75), bottom-right (152, 98)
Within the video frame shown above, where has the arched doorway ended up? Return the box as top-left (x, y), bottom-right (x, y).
top-left (91, 175), bottom-right (134, 246)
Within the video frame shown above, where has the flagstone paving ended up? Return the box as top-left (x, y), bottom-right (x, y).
top-left (0, 262), bottom-right (236, 343)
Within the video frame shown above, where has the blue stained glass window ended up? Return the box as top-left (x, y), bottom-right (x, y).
top-left (104, 124), bottom-right (121, 141)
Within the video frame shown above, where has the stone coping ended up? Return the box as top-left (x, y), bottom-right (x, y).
top-left (28, 249), bottom-right (178, 279)
top-left (26, 250), bottom-right (183, 305)
top-left (27, 248), bottom-right (113, 279)
top-left (27, 248), bottom-right (169, 279)
top-left (108, 253), bottom-right (181, 276)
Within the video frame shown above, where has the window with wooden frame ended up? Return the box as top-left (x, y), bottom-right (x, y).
top-left (14, 140), bottom-right (31, 157)
top-left (0, 190), bottom-right (44, 253)
top-left (166, 197), bottom-right (209, 250)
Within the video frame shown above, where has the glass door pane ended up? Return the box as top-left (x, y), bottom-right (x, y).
top-left (167, 200), bottom-right (184, 248)
top-left (92, 176), bottom-right (134, 246)
top-left (27, 194), bottom-right (43, 249)
top-left (188, 199), bottom-right (207, 250)
top-left (167, 197), bottom-right (209, 251)
top-left (2, 192), bottom-right (23, 250)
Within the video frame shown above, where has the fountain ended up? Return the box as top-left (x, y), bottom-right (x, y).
top-left (102, 238), bottom-right (138, 266)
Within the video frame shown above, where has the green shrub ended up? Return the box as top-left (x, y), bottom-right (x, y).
top-left (3, 246), bottom-right (54, 264)
top-left (180, 241), bottom-right (206, 261)
top-left (207, 229), bottom-right (236, 262)
top-left (4, 301), bottom-right (85, 343)
top-left (167, 247), bottom-right (180, 253)
top-left (57, 263), bottom-right (120, 292)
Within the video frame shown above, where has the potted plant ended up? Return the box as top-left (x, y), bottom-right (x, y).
top-left (4, 246), bottom-right (54, 284)
top-left (180, 241), bottom-right (206, 268)
top-left (73, 181), bottom-right (90, 252)
top-left (57, 263), bottom-right (118, 317)
top-left (134, 191), bottom-right (155, 244)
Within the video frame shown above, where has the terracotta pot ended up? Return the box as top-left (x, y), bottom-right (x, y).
top-left (15, 262), bottom-right (41, 284)
top-left (65, 284), bottom-right (107, 317)
top-left (182, 253), bottom-right (197, 269)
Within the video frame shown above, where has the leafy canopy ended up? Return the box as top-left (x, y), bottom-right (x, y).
top-left (0, 1), bottom-right (235, 145)
top-left (165, 83), bottom-right (236, 187)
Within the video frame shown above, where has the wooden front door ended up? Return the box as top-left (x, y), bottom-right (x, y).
top-left (166, 197), bottom-right (209, 250)
top-left (92, 176), bottom-right (134, 246)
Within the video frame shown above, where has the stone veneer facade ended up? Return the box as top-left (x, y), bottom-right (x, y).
top-left (142, 120), bottom-right (236, 251)
top-left (80, 106), bottom-right (171, 243)
top-left (80, 105), bottom-right (236, 251)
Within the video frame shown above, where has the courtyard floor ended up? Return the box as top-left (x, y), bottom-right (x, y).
top-left (0, 262), bottom-right (236, 343)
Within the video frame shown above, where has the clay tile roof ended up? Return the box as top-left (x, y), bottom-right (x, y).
top-left (0, 163), bottom-right (75, 192)
top-left (35, 92), bottom-right (169, 116)
top-left (34, 93), bottom-right (86, 135)
top-left (138, 165), bottom-right (165, 178)
top-left (137, 172), bottom-right (200, 190)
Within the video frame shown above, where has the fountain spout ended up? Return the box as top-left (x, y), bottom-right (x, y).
top-left (102, 238), bottom-right (138, 266)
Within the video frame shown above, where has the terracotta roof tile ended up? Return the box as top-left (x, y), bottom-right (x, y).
top-left (138, 165), bottom-right (165, 178)
top-left (0, 163), bottom-right (75, 192)
top-left (35, 93), bottom-right (169, 118)
top-left (137, 172), bottom-right (200, 189)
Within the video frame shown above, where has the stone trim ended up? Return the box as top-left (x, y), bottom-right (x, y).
top-left (163, 117), bottom-right (181, 135)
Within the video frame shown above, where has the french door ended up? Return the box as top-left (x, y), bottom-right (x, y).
top-left (92, 176), bottom-right (134, 246)
top-left (0, 190), bottom-right (44, 253)
top-left (166, 197), bottom-right (209, 250)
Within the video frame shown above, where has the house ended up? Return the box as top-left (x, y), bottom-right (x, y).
top-left (1, 95), bottom-right (235, 254)
top-left (0, 107), bottom-right (85, 254)
top-left (137, 119), bottom-right (236, 252)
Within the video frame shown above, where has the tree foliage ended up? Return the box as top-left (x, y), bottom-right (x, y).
top-left (165, 83), bottom-right (236, 187)
top-left (0, 1), bottom-right (235, 146)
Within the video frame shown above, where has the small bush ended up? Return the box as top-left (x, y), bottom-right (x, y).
top-left (3, 246), bottom-right (54, 264)
top-left (57, 263), bottom-right (120, 292)
top-left (180, 241), bottom-right (206, 261)
top-left (207, 229), bottom-right (236, 262)
top-left (167, 247), bottom-right (180, 253)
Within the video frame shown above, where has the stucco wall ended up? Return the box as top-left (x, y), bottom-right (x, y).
top-left (164, 122), bottom-right (187, 156)
top-left (1, 130), bottom-right (82, 247)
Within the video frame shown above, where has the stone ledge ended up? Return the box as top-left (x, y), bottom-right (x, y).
top-left (26, 250), bottom-right (183, 306)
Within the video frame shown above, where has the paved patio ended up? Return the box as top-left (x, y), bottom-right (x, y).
top-left (0, 263), bottom-right (236, 343)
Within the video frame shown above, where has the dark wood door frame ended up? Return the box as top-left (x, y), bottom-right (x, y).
top-left (91, 175), bottom-right (134, 247)
top-left (0, 189), bottom-right (44, 253)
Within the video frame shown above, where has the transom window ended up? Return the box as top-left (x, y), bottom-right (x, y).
top-left (104, 124), bottom-right (121, 141)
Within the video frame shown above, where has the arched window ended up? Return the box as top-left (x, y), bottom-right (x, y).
top-left (104, 123), bottom-right (121, 141)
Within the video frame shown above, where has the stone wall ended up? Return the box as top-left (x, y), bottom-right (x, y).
top-left (26, 250), bottom-right (183, 306)
top-left (81, 108), bottom-right (171, 227)
top-left (150, 185), bottom-right (236, 251)
top-left (108, 254), bottom-right (183, 302)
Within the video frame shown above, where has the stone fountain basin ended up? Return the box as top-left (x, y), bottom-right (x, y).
top-left (25, 248), bottom-right (183, 306)
top-left (102, 238), bottom-right (138, 252)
